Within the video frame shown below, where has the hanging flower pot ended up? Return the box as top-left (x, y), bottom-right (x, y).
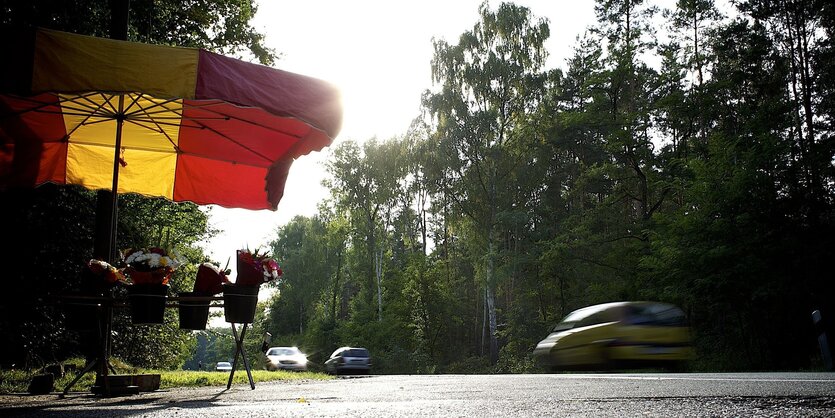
top-left (63, 296), bottom-right (103, 331)
top-left (177, 292), bottom-right (210, 330)
top-left (65, 260), bottom-right (124, 331)
top-left (127, 284), bottom-right (169, 324)
top-left (194, 262), bottom-right (230, 294)
top-left (121, 248), bottom-right (183, 324)
top-left (222, 283), bottom-right (260, 323)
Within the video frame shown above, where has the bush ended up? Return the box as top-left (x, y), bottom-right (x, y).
top-left (442, 356), bottom-right (492, 374)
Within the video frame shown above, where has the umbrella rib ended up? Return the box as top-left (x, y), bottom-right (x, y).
top-left (123, 118), bottom-right (181, 152)
top-left (180, 103), bottom-right (307, 140)
top-left (88, 93), bottom-right (117, 115)
top-left (134, 99), bottom-right (283, 163)
top-left (121, 93), bottom-right (144, 116)
top-left (127, 98), bottom-right (308, 140)
top-left (123, 96), bottom-right (186, 153)
top-left (70, 139), bottom-right (270, 169)
top-left (70, 139), bottom-right (176, 154)
top-left (123, 96), bottom-right (181, 118)
top-left (58, 96), bottom-right (119, 140)
top-left (80, 118), bottom-right (122, 127)
top-left (174, 118), bottom-right (275, 164)
top-left (1, 92), bottom-right (106, 119)
top-left (3, 93), bottom-right (308, 167)
top-left (65, 105), bottom-right (112, 139)
top-left (27, 109), bottom-right (114, 118)
top-left (126, 106), bottom-right (184, 118)
top-left (57, 94), bottom-right (117, 118)
top-left (127, 103), bottom-right (285, 166)
top-left (143, 116), bottom-right (230, 121)
top-left (125, 97), bottom-right (233, 122)
top-left (123, 97), bottom-right (235, 122)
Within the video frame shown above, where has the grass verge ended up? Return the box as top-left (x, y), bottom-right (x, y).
top-left (1, 366), bottom-right (330, 394)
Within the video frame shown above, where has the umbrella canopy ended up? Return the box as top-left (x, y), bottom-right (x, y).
top-left (0, 27), bottom-right (342, 210)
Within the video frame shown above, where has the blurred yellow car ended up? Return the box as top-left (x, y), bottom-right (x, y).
top-left (533, 301), bottom-right (694, 371)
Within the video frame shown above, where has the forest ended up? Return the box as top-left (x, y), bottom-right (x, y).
top-left (1, 0), bottom-right (834, 374)
top-left (262, 0), bottom-right (835, 372)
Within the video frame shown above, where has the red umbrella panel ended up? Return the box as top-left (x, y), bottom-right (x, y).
top-left (0, 27), bottom-right (343, 210)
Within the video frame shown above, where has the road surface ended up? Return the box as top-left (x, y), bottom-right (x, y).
top-left (2, 373), bottom-right (834, 417)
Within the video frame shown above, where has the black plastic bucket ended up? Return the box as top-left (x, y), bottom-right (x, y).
top-left (178, 292), bottom-right (210, 330)
top-left (64, 298), bottom-right (102, 331)
top-left (222, 284), bottom-right (259, 323)
top-left (127, 284), bottom-right (169, 324)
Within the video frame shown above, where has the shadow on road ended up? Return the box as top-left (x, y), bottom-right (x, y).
top-left (0, 388), bottom-right (231, 417)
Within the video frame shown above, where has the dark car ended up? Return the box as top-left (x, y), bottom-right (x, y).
top-left (324, 347), bottom-right (372, 375)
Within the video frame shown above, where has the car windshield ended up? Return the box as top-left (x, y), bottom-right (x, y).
top-left (552, 303), bottom-right (622, 332)
top-left (267, 348), bottom-right (299, 356)
top-left (344, 348), bottom-right (369, 357)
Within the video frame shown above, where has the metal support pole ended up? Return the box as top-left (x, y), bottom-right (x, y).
top-left (813, 310), bottom-right (832, 371)
top-left (227, 323), bottom-right (255, 390)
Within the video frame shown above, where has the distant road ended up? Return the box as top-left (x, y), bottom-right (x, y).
top-left (2, 373), bottom-right (835, 417)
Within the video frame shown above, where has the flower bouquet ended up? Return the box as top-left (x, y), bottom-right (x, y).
top-left (122, 247), bottom-right (183, 285)
top-left (235, 248), bottom-right (282, 286)
top-left (65, 259), bottom-right (127, 330)
top-left (122, 247), bottom-right (184, 324)
top-left (223, 248), bottom-right (282, 323)
top-left (178, 262), bottom-right (230, 330)
top-left (85, 259), bottom-right (128, 288)
top-left (193, 262), bottom-right (231, 295)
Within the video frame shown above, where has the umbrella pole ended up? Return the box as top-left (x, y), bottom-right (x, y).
top-left (94, 0), bottom-right (130, 264)
top-left (109, 94), bottom-right (126, 261)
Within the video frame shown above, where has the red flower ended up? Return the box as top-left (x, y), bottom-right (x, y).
top-left (235, 249), bottom-right (282, 286)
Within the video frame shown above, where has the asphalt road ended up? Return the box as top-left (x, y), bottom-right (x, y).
top-left (2, 373), bottom-right (835, 417)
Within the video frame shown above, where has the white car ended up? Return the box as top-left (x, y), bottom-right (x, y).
top-left (265, 346), bottom-right (308, 371)
top-left (215, 361), bottom-right (232, 372)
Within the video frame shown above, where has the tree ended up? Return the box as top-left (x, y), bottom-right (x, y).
top-left (267, 215), bottom-right (334, 336)
top-left (0, 0), bottom-right (275, 65)
top-left (325, 139), bottom-right (406, 322)
top-left (423, 2), bottom-right (549, 364)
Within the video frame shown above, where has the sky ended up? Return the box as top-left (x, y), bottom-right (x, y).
top-left (201, 0), bottom-right (600, 280)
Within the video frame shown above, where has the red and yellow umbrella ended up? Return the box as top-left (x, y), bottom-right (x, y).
top-left (0, 27), bottom-right (342, 210)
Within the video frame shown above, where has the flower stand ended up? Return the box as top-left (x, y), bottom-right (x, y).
top-left (226, 321), bottom-right (256, 390)
top-left (177, 292), bottom-right (210, 330)
top-left (222, 283), bottom-right (260, 390)
top-left (59, 295), bottom-right (117, 397)
top-left (127, 284), bottom-right (169, 324)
